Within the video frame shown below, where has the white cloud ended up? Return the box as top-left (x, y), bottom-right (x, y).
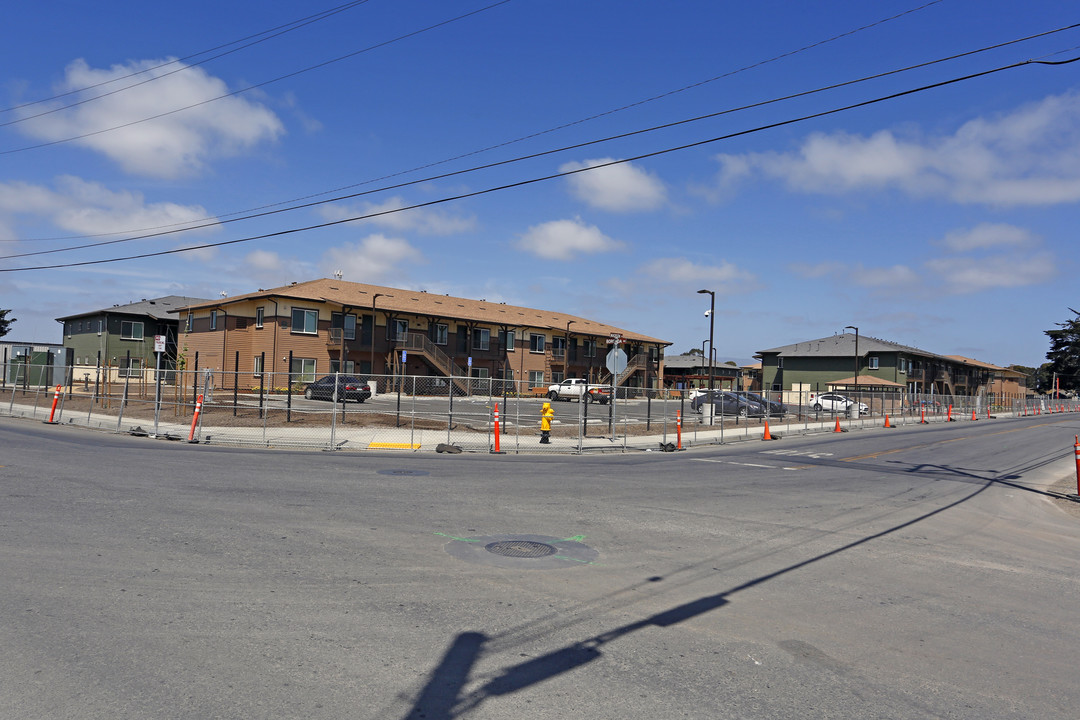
top-left (925, 252), bottom-right (1055, 294)
top-left (560, 159), bottom-right (667, 212)
top-left (18, 58), bottom-right (284, 178)
top-left (853, 264), bottom-right (920, 288)
top-left (0, 176), bottom-right (217, 239)
top-left (638, 257), bottom-right (755, 290)
top-left (318, 196), bottom-right (475, 235)
top-left (320, 234), bottom-right (425, 283)
top-left (515, 218), bottom-right (624, 260)
top-left (245, 249), bottom-right (285, 272)
top-left (712, 91), bottom-right (1080, 206)
top-left (940, 223), bottom-right (1036, 252)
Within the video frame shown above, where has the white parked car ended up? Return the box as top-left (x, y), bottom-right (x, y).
top-left (809, 392), bottom-right (868, 414)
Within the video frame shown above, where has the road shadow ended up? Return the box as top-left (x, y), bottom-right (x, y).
top-left (401, 480), bottom-right (988, 718)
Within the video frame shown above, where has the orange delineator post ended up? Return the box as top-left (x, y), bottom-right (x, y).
top-left (920, 408), bottom-right (928, 424)
top-left (188, 394), bottom-right (204, 442)
top-left (493, 406), bottom-right (501, 453)
top-left (45, 385), bottom-right (62, 424)
top-left (676, 410), bottom-right (682, 450)
top-left (947, 405), bottom-right (953, 421)
top-left (1075, 436), bottom-right (1080, 496)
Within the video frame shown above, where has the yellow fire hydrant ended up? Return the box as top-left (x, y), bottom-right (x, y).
top-left (540, 401), bottom-right (554, 444)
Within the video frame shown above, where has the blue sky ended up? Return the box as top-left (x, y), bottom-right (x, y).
top-left (1, 0), bottom-right (1077, 368)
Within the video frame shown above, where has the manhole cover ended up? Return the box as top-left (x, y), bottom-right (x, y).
top-left (376, 469), bottom-right (430, 476)
top-left (485, 540), bottom-right (557, 558)
top-left (443, 533), bottom-right (598, 570)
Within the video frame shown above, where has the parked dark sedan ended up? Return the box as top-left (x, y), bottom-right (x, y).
top-left (303, 375), bottom-right (371, 402)
top-left (733, 391), bottom-right (786, 417)
top-left (690, 390), bottom-right (764, 417)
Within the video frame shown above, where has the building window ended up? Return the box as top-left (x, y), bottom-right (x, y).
top-left (777, 357), bottom-right (783, 369)
top-left (391, 319), bottom-right (408, 341)
top-left (120, 320), bottom-right (144, 340)
top-left (255, 307), bottom-right (264, 329)
top-left (331, 312), bottom-right (356, 341)
top-left (772, 383), bottom-right (781, 391)
top-left (291, 308), bottom-right (318, 335)
top-left (584, 339), bottom-right (596, 358)
top-left (899, 358), bottom-right (906, 374)
top-left (551, 336), bottom-right (566, 359)
top-left (472, 367), bottom-right (490, 379)
top-left (868, 356), bottom-right (879, 370)
top-left (552, 371), bottom-right (565, 383)
top-left (291, 357), bottom-right (316, 383)
top-left (99, 319), bottom-right (104, 334)
top-left (66, 323), bottom-right (72, 337)
top-left (209, 311), bottom-right (218, 331)
top-left (499, 329), bottom-right (515, 351)
top-left (330, 360), bottom-right (355, 374)
top-left (253, 355), bottom-right (263, 377)
top-left (472, 328), bottom-right (490, 351)
top-left (530, 333), bottom-right (545, 353)
top-left (434, 323), bottom-right (448, 346)
top-left (186, 312), bottom-right (193, 333)
top-left (119, 357), bottom-right (143, 378)
top-left (529, 370), bottom-right (545, 386)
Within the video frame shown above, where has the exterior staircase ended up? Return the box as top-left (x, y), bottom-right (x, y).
top-left (398, 332), bottom-right (469, 394)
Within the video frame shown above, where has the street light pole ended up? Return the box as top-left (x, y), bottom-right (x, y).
top-left (698, 289), bottom-right (715, 425)
top-left (845, 325), bottom-right (859, 400)
top-left (370, 293), bottom-right (384, 380)
top-left (565, 320), bottom-right (575, 378)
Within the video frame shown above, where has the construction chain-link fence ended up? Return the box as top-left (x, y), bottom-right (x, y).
top-left (3, 363), bottom-right (1074, 453)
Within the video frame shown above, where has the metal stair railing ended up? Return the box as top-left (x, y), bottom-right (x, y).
top-left (399, 333), bottom-right (469, 393)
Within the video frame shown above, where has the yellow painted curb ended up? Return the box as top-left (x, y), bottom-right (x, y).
top-left (368, 442), bottom-right (421, 450)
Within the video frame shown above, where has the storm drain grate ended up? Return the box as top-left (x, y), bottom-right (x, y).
top-left (485, 540), bottom-right (557, 558)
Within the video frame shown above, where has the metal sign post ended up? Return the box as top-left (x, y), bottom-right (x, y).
top-left (605, 334), bottom-right (625, 440)
top-left (152, 335), bottom-right (165, 437)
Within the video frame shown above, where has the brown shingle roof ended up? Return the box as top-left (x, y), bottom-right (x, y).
top-left (180, 278), bottom-right (670, 344)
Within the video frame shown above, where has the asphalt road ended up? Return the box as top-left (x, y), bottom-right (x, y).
top-left (2, 413), bottom-right (1079, 719)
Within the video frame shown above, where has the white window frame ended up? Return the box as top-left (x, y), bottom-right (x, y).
top-left (121, 320), bottom-right (144, 340)
top-left (584, 339), bottom-right (596, 357)
top-left (253, 355), bottom-right (263, 377)
top-left (209, 311), bottom-right (218, 331)
top-left (472, 328), bottom-right (490, 351)
top-left (186, 312), bottom-right (193, 333)
top-left (291, 357), bottom-right (316, 383)
top-left (434, 323), bottom-right (448, 346)
top-left (330, 359), bottom-right (355, 374)
top-left (530, 333), bottom-right (546, 353)
top-left (391, 319), bottom-right (409, 341)
top-left (528, 370), bottom-right (545, 386)
top-left (255, 307), bottom-right (264, 329)
top-left (291, 308), bottom-right (319, 335)
top-left (777, 357), bottom-right (784, 369)
top-left (868, 356), bottom-right (879, 370)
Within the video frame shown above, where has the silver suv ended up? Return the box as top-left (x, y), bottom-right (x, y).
top-left (809, 392), bottom-right (868, 414)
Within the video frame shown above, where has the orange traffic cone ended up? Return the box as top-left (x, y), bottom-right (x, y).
top-left (834, 417), bottom-right (843, 433)
top-left (971, 409), bottom-right (978, 421)
top-left (884, 414), bottom-right (892, 428)
top-left (762, 420), bottom-right (774, 441)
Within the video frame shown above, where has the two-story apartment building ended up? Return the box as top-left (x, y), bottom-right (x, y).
top-left (757, 332), bottom-right (994, 397)
top-left (178, 278), bottom-right (671, 392)
top-left (56, 296), bottom-right (208, 383)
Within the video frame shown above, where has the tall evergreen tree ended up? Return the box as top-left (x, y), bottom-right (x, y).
top-left (1044, 308), bottom-right (1080, 391)
top-left (0, 308), bottom-right (13, 339)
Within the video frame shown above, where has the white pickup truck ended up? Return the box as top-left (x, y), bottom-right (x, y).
top-left (546, 378), bottom-right (611, 404)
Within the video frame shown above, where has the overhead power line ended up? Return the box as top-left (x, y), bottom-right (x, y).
top-left (2, 55), bottom-right (1074, 273)
top-left (3, 24), bottom-right (1076, 262)
top-left (0, 0), bottom-right (373, 119)
top-left (0, 0), bottom-right (514, 154)
top-left (7, 3), bottom-right (1060, 248)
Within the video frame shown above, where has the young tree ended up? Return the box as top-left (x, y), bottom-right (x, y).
top-left (1044, 308), bottom-right (1080, 391)
top-left (0, 308), bottom-right (13, 339)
